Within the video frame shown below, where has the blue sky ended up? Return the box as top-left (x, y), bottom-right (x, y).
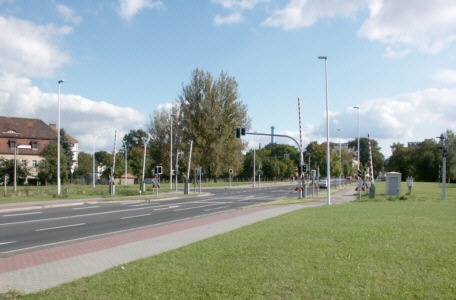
top-left (1, 0), bottom-right (456, 158)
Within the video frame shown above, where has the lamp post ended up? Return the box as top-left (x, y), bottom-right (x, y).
top-left (14, 145), bottom-right (31, 192)
top-left (122, 140), bottom-right (128, 186)
top-left (57, 79), bottom-right (64, 195)
top-left (318, 56), bottom-right (330, 205)
top-left (92, 135), bottom-right (99, 188)
top-left (353, 106), bottom-right (360, 200)
top-left (170, 113), bottom-right (175, 190)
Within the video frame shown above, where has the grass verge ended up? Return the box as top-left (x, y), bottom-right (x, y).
top-left (17, 183), bottom-right (456, 299)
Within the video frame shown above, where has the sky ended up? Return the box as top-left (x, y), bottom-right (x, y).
top-left (1, 0), bottom-right (456, 158)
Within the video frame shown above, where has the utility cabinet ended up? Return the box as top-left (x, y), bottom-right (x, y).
top-left (386, 172), bottom-right (401, 195)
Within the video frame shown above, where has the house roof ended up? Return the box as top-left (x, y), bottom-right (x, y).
top-left (0, 116), bottom-right (77, 142)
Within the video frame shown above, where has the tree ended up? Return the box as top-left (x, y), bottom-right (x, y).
top-left (75, 152), bottom-right (93, 181)
top-left (387, 143), bottom-right (414, 178)
top-left (122, 129), bottom-right (150, 151)
top-left (0, 157), bottom-right (30, 185)
top-left (348, 137), bottom-right (384, 177)
top-left (37, 143), bottom-right (69, 185)
top-left (177, 69), bottom-right (250, 178)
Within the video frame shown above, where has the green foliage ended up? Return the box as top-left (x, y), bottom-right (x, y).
top-left (37, 143), bottom-right (69, 184)
top-left (0, 157), bottom-right (30, 184)
top-left (178, 69), bottom-right (250, 178)
top-left (348, 137), bottom-right (384, 176)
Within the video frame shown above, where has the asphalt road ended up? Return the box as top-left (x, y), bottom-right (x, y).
top-left (0, 184), bottom-right (312, 256)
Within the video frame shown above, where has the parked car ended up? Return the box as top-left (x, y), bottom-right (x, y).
top-left (318, 179), bottom-right (328, 188)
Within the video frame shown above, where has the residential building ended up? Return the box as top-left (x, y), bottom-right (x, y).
top-left (0, 116), bottom-right (78, 181)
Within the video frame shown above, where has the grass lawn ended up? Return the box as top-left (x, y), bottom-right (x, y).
top-left (11, 182), bottom-right (455, 299)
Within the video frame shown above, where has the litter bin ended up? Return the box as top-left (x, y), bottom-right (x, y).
top-left (369, 184), bottom-right (376, 199)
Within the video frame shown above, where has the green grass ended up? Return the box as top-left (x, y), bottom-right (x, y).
top-left (16, 183), bottom-right (456, 299)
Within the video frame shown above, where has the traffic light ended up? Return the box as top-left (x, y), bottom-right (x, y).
top-left (236, 127), bottom-right (241, 138)
top-left (241, 127), bottom-right (246, 136)
top-left (298, 165), bottom-right (302, 175)
top-left (303, 164), bottom-right (307, 173)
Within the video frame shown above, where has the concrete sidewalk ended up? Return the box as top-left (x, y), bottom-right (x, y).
top-left (0, 186), bottom-right (357, 294)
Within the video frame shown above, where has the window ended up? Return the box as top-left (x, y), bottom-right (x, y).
top-left (9, 141), bottom-right (16, 149)
top-left (32, 160), bottom-right (37, 168)
top-left (21, 160), bottom-right (26, 168)
top-left (31, 141), bottom-right (38, 150)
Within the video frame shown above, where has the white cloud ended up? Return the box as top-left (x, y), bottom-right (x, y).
top-left (261, 0), bottom-right (363, 30)
top-left (116, 0), bottom-right (165, 21)
top-left (431, 69), bottom-right (456, 85)
top-left (57, 4), bottom-right (82, 25)
top-left (0, 15), bottom-right (72, 78)
top-left (358, 0), bottom-right (456, 54)
top-left (214, 12), bottom-right (243, 25)
top-left (0, 74), bottom-right (147, 152)
top-left (212, 0), bottom-right (269, 10)
top-left (329, 88), bottom-right (456, 143)
top-left (383, 47), bottom-right (410, 59)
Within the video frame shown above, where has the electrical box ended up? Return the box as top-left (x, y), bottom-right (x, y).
top-left (386, 172), bottom-right (401, 195)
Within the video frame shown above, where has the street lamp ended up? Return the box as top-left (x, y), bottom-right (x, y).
top-left (92, 135), bottom-right (99, 188)
top-left (57, 79), bottom-right (64, 195)
top-left (14, 144), bottom-right (31, 192)
top-left (318, 56), bottom-right (330, 205)
top-left (122, 140), bottom-right (128, 186)
top-left (353, 106), bottom-right (360, 200)
top-left (170, 113), bottom-right (175, 190)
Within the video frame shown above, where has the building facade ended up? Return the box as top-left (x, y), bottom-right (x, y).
top-left (0, 116), bottom-right (78, 180)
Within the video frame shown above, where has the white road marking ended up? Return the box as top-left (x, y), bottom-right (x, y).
top-left (36, 223), bottom-right (86, 232)
top-left (72, 206), bottom-right (100, 210)
top-left (154, 205), bottom-right (180, 211)
top-left (0, 241), bottom-right (17, 246)
top-left (2, 212), bottom-right (42, 217)
top-left (120, 214), bottom-right (151, 220)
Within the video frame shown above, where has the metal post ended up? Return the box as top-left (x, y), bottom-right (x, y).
top-left (57, 79), bottom-right (64, 195)
top-left (442, 156), bottom-right (446, 200)
top-left (319, 56), bottom-right (330, 205)
top-left (170, 114), bottom-right (174, 190)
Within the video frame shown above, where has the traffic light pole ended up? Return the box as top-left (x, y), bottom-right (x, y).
top-left (245, 132), bottom-right (303, 199)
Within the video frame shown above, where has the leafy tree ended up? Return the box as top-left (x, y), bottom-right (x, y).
top-left (0, 157), bottom-right (30, 185)
top-left (60, 128), bottom-right (74, 173)
top-left (348, 137), bottom-right (384, 177)
top-left (177, 69), bottom-right (250, 178)
top-left (122, 129), bottom-right (150, 151)
top-left (75, 152), bottom-right (93, 180)
top-left (387, 143), bottom-right (414, 178)
top-left (413, 139), bottom-right (439, 181)
top-left (37, 143), bottom-right (69, 185)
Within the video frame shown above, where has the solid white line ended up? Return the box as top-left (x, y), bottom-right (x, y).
top-left (2, 212), bottom-right (42, 217)
top-left (120, 214), bottom-right (151, 220)
top-left (72, 206), bottom-right (100, 210)
top-left (130, 203), bottom-right (158, 207)
top-left (0, 241), bottom-right (17, 246)
top-left (36, 223), bottom-right (86, 232)
top-left (154, 205), bottom-right (180, 211)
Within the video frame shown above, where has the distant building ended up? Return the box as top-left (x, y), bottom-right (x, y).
top-left (0, 116), bottom-right (78, 180)
top-left (407, 142), bottom-right (422, 149)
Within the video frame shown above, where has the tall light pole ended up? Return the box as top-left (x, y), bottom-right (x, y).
top-left (92, 135), bottom-right (99, 188)
top-left (122, 140), bottom-right (128, 186)
top-left (57, 79), bottom-right (64, 195)
top-left (353, 106), bottom-right (360, 200)
top-left (170, 113), bottom-right (175, 190)
top-left (318, 56), bottom-right (330, 205)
